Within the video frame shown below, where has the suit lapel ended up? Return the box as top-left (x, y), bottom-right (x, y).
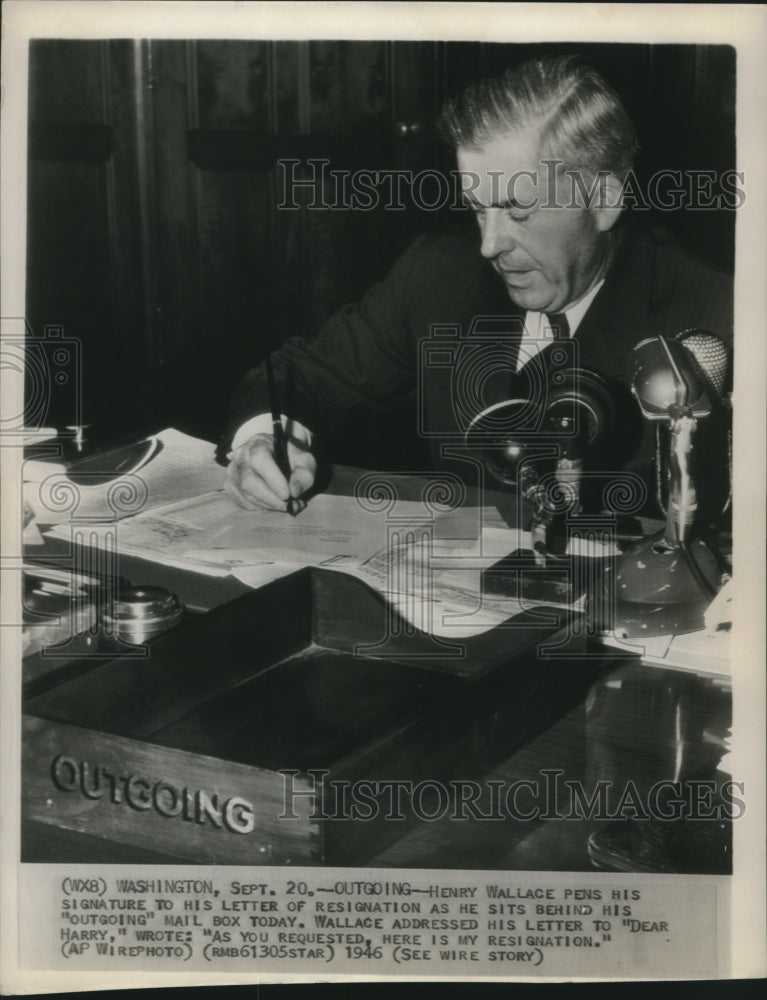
top-left (574, 221), bottom-right (658, 380)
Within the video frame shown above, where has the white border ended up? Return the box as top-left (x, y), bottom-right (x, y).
top-left (2, 2), bottom-right (765, 992)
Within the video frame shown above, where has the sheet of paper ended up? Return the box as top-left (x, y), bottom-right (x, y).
top-left (46, 488), bottom-right (483, 577)
top-left (321, 542), bottom-right (585, 638)
top-left (44, 476), bottom-right (618, 620)
top-left (233, 517), bottom-right (590, 639)
top-left (22, 427), bottom-right (57, 444)
top-left (207, 559), bottom-right (299, 587)
top-left (195, 492), bottom-right (479, 560)
top-left (42, 518), bottom-right (234, 577)
top-left (25, 427), bottom-right (225, 523)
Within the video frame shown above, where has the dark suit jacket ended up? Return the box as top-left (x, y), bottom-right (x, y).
top-left (221, 215), bottom-right (732, 514)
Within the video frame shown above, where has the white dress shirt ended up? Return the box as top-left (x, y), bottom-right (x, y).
top-left (515, 279), bottom-right (605, 373)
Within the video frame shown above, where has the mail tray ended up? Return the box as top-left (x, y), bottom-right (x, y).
top-left (23, 567), bottom-right (596, 866)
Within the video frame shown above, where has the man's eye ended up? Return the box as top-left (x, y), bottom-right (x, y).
top-left (507, 210), bottom-right (532, 223)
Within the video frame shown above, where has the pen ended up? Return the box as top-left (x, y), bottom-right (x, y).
top-left (265, 353), bottom-right (298, 517)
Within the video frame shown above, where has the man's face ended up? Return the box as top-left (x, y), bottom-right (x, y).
top-left (457, 130), bottom-right (616, 313)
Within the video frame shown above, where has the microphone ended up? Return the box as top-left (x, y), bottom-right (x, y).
top-left (630, 335), bottom-right (721, 545)
top-left (630, 335), bottom-right (712, 420)
top-left (465, 367), bottom-right (615, 563)
top-left (601, 332), bottom-right (728, 637)
top-left (675, 329), bottom-right (732, 519)
top-left (544, 368), bottom-right (614, 517)
top-left (675, 329), bottom-right (730, 404)
top-left (464, 397), bottom-right (556, 561)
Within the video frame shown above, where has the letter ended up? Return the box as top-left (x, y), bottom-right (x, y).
top-left (378, 170), bottom-right (410, 211)
top-left (646, 170), bottom-right (686, 211)
top-left (101, 766), bottom-right (122, 803)
top-left (446, 169), bottom-right (469, 210)
top-left (719, 170), bottom-right (746, 210)
top-left (687, 780), bottom-right (717, 820)
top-left (276, 158), bottom-right (330, 210)
top-left (687, 170), bottom-right (718, 210)
top-left (719, 780), bottom-right (746, 820)
top-left (450, 781), bottom-right (488, 821)
top-left (539, 159), bottom-right (561, 209)
top-left (647, 780), bottom-right (686, 821)
top-left (125, 775), bottom-right (152, 811)
top-left (349, 780), bottom-right (378, 821)
top-left (411, 169), bottom-right (450, 212)
top-left (51, 755), bottom-right (78, 792)
top-left (484, 780), bottom-right (506, 820)
top-left (324, 779), bottom-right (349, 821)
top-left (349, 169), bottom-right (379, 211)
top-left (411, 780), bottom-right (450, 821)
top-left (563, 780), bottom-right (612, 820)
top-left (279, 769), bottom-right (331, 820)
top-left (79, 762), bottom-right (103, 800)
top-left (457, 167), bottom-right (480, 205)
top-left (487, 170), bottom-right (505, 208)
top-left (196, 790), bottom-right (224, 828)
top-left (223, 797), bottom-right (256, 834)
top-left (153, 781), bottom-right (182, 818)
top-left (183, 786), bottom-right (195, 821)
top-left (328, 168), bottom-right (349, 210)
top-left (612, 780), bottom-right (651, 820)
top-left (566, 169), bottom-right (613, 210)
top-left (539, 769), bottom-right (564, 820)
top-left (377, 780), bottom-right (411, 821)
top-left (618, 171), bottom-right (651, 211)
top-left (506, 169), bottom-right (538, 211)
top-left (506, 780), bottom-right (539, 821)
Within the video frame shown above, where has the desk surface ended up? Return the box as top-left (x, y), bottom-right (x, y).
top-left (22, 654), bottom-right (731, 871)
top-left (22, 467), bottom-right (731, 871)
top-left (26, 465), bottom-right (523, 613)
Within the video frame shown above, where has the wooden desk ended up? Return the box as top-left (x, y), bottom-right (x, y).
top-left (22, 468), bottom-right (731, 871)
top-left (372, 658), bottom-right (731, 871)
top-left (22, 652), bottom-right (730, 871)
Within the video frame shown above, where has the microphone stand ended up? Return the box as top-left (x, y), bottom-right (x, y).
top-left (519, 466), bottom-right (551, 567)
top-left (531, 409), bottom-right (585, 566)
top-left (600, 339), bottom-right (723, 637)
top-left (468, 369), bottom-right (614, 603)
top-left (666, 412), bottom-right (719, 602)
top-left (667, 411), bottom-right (697, 544)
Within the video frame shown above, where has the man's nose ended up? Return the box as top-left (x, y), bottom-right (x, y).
top-left (479, 209), bottom-right (514, 259)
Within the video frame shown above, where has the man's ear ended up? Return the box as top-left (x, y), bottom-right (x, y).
top-left (592, 172), bottom-right (624, 233)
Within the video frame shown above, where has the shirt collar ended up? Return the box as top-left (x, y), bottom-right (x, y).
top-left (551, 279), bottom-right (605, 336)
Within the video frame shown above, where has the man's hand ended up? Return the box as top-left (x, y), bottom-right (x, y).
top-left (224, 432), bottom-right (317, 512)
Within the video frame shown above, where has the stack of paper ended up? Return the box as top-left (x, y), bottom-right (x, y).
top-left (26, 428), bottom-right (225, 524)
top-left (38, 431), bottom-right (619, 637)
top-left (46, 490), bottom-right (483, 579)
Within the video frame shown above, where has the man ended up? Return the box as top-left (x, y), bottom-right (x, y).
top-left (221, 55), bottom-right (732, 515)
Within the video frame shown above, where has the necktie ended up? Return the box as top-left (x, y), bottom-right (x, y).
top-left (545, 312), bottom-right (570, 341)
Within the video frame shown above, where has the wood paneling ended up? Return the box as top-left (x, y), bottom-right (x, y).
top-left (308, 41), bottom-right (387, 131)
top-left (143, 39), bottom-right (438, 437)
top-left (28, 40), bottom-right (108, 123)
top-left (195, 40), bottom-right (272, 131)
top-left (26, 40), bottom-right (736, 444)
top-left (26, 40), bottom-right (155, 438)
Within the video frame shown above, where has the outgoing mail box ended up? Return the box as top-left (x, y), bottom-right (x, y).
top-left (23, 568), bottom-right (598, 865)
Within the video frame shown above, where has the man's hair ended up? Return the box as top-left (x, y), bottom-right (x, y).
top-left (437, 54), bottom-right (639, 177)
